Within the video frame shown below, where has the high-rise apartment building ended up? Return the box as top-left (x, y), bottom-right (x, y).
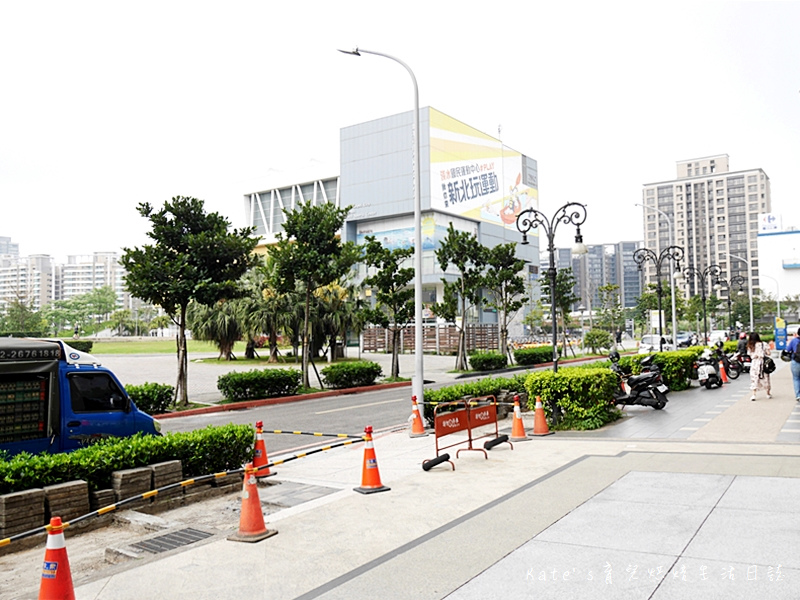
top-left (641, 155), bottom-right (770, 301)
top-left (0, 254), bottom-right (55, 311)
top-left (0, 236), bottom-right (20, 257)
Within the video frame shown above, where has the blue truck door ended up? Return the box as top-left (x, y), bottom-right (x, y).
top-left (61, 370), bottom-right (136, 451)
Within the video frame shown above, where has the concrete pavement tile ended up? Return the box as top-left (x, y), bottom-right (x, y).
top-left (683, 506), bottom-right (800, 570)
top-left (652, 558), bottom-right (799, 599)
top-left (535, 497), bottom-right (710, 556)
top-left (593, 471), bottom-right (732, 507)
top-left (444, 541), bottom-right (674, 600)
top-left (717, 475), bottom-right (800, 513)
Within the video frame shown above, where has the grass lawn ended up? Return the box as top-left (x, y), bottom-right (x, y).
top-left (87, 340), bottom-right (249, 354)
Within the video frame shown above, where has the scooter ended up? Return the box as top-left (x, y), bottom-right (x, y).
top-left (696, 348), bottom-right (723, 389)
top-left (713, 343), bottom-right (741, 379)
top-left (609, 352), bottom-right (669, 410)
top-left (732, 351), bottom-right (751, 373)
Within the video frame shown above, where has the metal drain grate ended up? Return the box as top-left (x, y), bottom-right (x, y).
top-left (129, 528), bottom-right (214, 554)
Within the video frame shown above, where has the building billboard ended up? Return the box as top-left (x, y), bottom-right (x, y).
top-left (429, 109), bottom-right (538, 230)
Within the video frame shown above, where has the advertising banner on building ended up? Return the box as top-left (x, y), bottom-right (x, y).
top-left (429, 109), bottom-right (538, 230)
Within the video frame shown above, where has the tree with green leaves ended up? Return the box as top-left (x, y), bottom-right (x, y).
top-left (0, 299), bottom-right (45, 336)
top-left (482, 242), bottom-right (526, 361)
top-left (121, 196), bottom-right (259, 406)
top-left (361, 235), bottom-right (415, 378)
top-left (186, 300), bottom-right (242, 360)
top-left (269, 201), bottom-right (357, 388)
top-left (595, 284), bottom-right (623, 333)
top-left (433, 224), bottom-right (486, 371)
top-left (108, 309), bottom-right (134, 336)
top-left (540, 267), bottom-right (578, 357)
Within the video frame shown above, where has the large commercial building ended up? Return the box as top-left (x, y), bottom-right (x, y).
top-left (245, 108), bottom-right (541, 337)
top-left (0, 254), bottom-right (55, 311)
top-left (641, 155), bottom-right (770, 304)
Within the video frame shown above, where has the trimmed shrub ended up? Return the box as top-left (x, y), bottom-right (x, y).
top-left (514, 346), bottom-right (554, 366)
top-left (584, 329), bottom-right (613, 354)
top-left (524, 368), bottom-right (621, 430)
top-left (321, 361), bottom-right (383, 389)
top-left (126, 382), bottom-right (174, 415)
top-left (422, 374), bottom-right (529, 425)
top-left (217, 368), bottom-right (301, 402)
top-left (0, 424), bottom-right (254, 494)
top-left (468, 350), bottom-right (508, 372)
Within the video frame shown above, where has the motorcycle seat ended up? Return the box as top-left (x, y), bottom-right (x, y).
top-left (628, 372), bottom-right (657, 386)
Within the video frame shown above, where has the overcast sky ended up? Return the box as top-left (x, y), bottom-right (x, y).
top-left (2, 1), bottom-right (799, 262)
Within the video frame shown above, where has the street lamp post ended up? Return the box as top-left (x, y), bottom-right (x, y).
top-left (723, 252), bottom-right (754, 331)
top-left (714, 275), bottom-right (746, 333)
top-left (676, 264), bottom-right (721, 344)
top-left (339, 47), bottom-right (424, 407)
top-left (516, 202), bottom-right (588, 369)
top-left (633, 246), bottom-right (684, 352)
top-left (635, 203), bottom-right (679, 357)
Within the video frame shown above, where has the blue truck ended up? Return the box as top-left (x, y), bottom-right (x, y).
top-left (0, 338), bottom-right (161, 456)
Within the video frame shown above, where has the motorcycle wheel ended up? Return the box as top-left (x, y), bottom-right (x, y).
top-left (705, 380), bottom-right (716, 390)
top-left (652, 388), bottom-right (668, 410)
top-left (727, 364), bottom-right (741, 380)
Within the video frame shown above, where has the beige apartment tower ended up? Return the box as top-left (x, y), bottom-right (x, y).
top-left (641, 154), bottom-right (770, 306)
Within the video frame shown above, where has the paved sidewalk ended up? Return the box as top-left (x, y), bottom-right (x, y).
top-left (10, 360), bottom-right (800, 599)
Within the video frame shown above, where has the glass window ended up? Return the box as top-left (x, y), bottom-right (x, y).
top-left (69, 373), bottom-right (127, 413)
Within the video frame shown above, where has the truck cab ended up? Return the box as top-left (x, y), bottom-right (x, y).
top-left (0, 338), bottom-right (161, 456)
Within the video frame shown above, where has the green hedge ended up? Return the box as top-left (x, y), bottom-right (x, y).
top-left (513, 346), bottom-right (554, 366)
top-left (0, 424), bottom-right (254, 494)
top-left (321, 361), bottom-right (383, 389)
top-left (524, 368), bottom-right (621, 430)
top-left (421, 374), bottom-right (528, 425)
top-left (126, 382), bottom-right (174, 415)
top-left (468, 350), bottom-right (508, 372)
top-left (217, 368), bottom-right (302, 402)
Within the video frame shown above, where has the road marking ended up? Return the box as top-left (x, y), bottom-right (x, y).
top-left (680, 427), bottom-right (700, 431)
top-left (781, 428), bottom-right (800, 433)
top-left (694, 418), bottom-right (712, 422)
top-left (705, 411), bottom-right (723, 414)
top-left (315, 398), bottom-right (407, 415)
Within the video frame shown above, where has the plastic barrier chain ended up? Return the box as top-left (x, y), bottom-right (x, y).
top-left (0, 435), bottom-right (367, 550)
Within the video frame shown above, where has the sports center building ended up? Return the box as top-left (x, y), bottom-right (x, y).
top-left (244, 108), bottom-right (541, 335)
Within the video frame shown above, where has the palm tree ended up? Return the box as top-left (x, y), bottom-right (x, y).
top-left (186, 300), bottom-right (242, 360)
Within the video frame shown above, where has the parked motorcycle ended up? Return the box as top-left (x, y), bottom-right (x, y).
top-left (732, 351), bottom-right (751, 373)
top-left (712, 343), bottom-right (741, 379)
top-left (609, 351), bottom-right (669, 409)
top-left (696, 348), bottom-right (723, 389)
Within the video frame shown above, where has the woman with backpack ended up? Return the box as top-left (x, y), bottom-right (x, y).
top-left (747, 332), bottom-right (772, 401)
top-left (785, 330), bottom-right (800, 401)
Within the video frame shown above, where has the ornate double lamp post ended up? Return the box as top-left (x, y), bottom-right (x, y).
top-left (675, 264), bottom-right (721, 344)
top-left (633, 246), bottom-right (684, 352)
top-left (516, 202), bottom-right (588, 374)
top-left (714, 275), bottom-right (746, 333)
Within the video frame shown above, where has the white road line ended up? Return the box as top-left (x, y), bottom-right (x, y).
top-left (694, 418), bottom-right (712, 422)
top-left (680, 427), bottom-right (701, 431)
top-left (315, 398), bottom-right (407, 415)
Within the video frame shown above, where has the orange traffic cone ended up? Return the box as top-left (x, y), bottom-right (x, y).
top-left (354, 426), bottom-right (390, 494)
top-left (409, 396), bottom-right (428, 438)
top-left (532, 396), bottom-right (554, 437)
top-left (39, 516), bottom-right (75, 600)
top-left (253, 421), bottom-right (275, 478)
top-left (719, 361), bottom-right (730, 384)
top-left (227, 463), bottom-right (278, 543)
top-left (509, 394), bottom-right (529, 441)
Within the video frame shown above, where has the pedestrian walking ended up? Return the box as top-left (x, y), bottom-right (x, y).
top-left (785, 330), bottom-right (800, 401)
top-left (747, 332), bottom-right (771, 401)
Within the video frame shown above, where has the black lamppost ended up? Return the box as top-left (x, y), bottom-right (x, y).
top-left (677, 264), bottom-right (721, 344)
top-left (633, 246), bottom-right (684, 352)
top-left (714, 275), bottom-right (747, 333)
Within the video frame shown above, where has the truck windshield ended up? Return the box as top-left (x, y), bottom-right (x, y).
top-left (68, 373), bottom-right (127, 413)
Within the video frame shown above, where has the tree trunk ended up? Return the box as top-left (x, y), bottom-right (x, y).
top-left (175, 307), bottom-right (189, 407)
top-left (455, 293), bottom-right (468, 371)
top-left (268, 328), bottom-right (279, 363)
top-left (302, 288), bottom-right (311, 388)
top-left (391, 328), bottom-right (400, 378)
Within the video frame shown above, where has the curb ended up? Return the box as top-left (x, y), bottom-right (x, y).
top-left (153, 380), bottom-right (412, 420)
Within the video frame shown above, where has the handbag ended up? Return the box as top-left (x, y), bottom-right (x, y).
top-left (763, 355), bottom-right (776, 374)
